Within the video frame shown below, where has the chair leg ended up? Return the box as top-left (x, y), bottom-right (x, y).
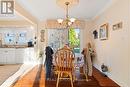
top-left (72, 73), bottom-right (76, 82)
top-left (56, 73), bottom-right (60, 87)
top-left (61, 72), bottom-right (63, 77)
top-left (69, 73), bottom-right (73, 87)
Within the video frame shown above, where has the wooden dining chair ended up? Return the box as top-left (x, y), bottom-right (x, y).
top-left (54, 46), bottom-right (75, 87)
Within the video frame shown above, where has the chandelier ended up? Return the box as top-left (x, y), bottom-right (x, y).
top-left (57, 0), bottom-right (78, 28)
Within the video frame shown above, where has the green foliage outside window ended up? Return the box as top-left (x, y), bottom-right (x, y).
top-left (69, 28), bottom-right (80, 53)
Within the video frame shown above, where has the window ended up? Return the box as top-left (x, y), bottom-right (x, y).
top-left (48, 29), bottom-right (68, 52)
top-left (47, 28), bottom-right (81, 53)
top-left (4, 32), bottom-right (26, 45)
top-left (4, 33), bottom-right (15, 45)
top-left (17, 33), bottom-right (26, 44)
top-left (69, 28), bottom-right (80, 53)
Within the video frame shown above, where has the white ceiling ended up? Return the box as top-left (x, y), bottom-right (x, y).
top-left (9, 0), bottom-right (113, 21)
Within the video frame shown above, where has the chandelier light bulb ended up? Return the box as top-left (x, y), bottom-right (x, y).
top-left (68, 22), bottom-right (72, 26)
top-left (70, 18), bottom-right (76, 23)
top-left (57, 19), bottom-right (63, 24)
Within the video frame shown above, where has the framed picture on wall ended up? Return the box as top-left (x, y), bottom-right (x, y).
top-left (99, 23), bottom-right (108, 40)
top-left (40, 30), bottom-right (45, 42)
top-left (93, 30), bottom-right (98, 39)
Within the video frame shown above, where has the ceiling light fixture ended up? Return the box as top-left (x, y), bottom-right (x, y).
top-left (57, 1), bottom-right (76, 28)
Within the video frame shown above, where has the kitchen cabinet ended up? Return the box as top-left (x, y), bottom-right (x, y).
top-left (15, 49), bottom-right (25, 63)
top-left (0, 48), bottom-right (35, 64)
top-left (0, 50), bottom-right (6, 64)
top-left (6, 49), bottom-right (15, 64)
top-left (0, 48), bottom-right (15, 64)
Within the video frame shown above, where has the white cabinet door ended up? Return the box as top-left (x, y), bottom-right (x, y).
top-left (15, 49), bottom-right (24, 64)
top-left (1, 49), bottom-right (16, 64)
top-left (0, 50), bottom-right (3, 64)
top-left (5, 50), bottom-right (15, 64)
top-left (0, 50), bottom-right (6, 64)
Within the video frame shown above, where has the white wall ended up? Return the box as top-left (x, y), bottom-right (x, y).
top-left (85, 0), bottom-right (130, 87)
top-left (128, 0), bottom-right (130, 86)
top-left (80, 21), bottom-right (94, 51)
top-left (80, 28), bottom-right (86, 51)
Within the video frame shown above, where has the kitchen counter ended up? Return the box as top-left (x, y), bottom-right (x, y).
top-left (0, 45), bottom-right (34, 48)
top-left (0, 47), bottom-right (34, 48)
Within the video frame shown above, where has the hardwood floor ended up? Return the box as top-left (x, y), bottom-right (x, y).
top-left (12, 65), bottom-right (120, 87)
top-left (93, 67), bottom-right (120, 87)
top-left (12, 65), bottom-right (45, 87)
